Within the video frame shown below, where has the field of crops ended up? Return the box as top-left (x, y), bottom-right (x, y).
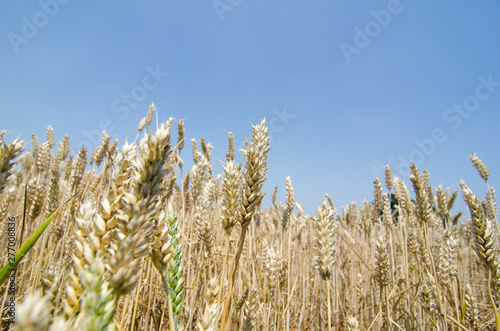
top-left (0, 104), bottom-right (498, 330)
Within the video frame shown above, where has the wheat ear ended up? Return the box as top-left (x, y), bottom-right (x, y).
top-left (225, 131), bottom-right (235, 163)
top-left (462, 180), bottom-right (500, 328)
top-left (220, 119), bottom-right (270, 331)
top-left (0, 137), bottom-right (23, 195)
top-left (196, 181), bottom-right (215, 257)
top-left (106, 122), bottom-right (171, 297)
top-left (374, 235), bottom-right (391, 331)
top-left (242, 289), bottom-right (259, 331)
top-left (198, 277), bottom-right (220, 331)
top-left (165, 207), bottom-right (185, 318)
top-left (464, 284), bottom-right (479, 330)
top-left (16, 290), bottom-right (51, 331)
top-left (137, 102), bottom-right (155, 133)
top-left (77, 258), bottom-right (116, 331)
top-left (221, 160), bottom-right (242, 235)
top-left (281, 176), bottom-right (295, 230)
top-left (313, 199), bottom-right (336, 331)
top-left (469, 152), bottom-right (489, 182)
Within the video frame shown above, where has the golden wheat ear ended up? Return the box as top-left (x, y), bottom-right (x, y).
top-left (0, 136), bottom-right (23, 195)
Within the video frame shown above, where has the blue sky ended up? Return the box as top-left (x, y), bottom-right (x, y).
top-left (2, 1), bottom-right (500, 215)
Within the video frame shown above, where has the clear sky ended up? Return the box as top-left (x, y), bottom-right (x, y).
top-left (2, 1), bottom-right (500, 215)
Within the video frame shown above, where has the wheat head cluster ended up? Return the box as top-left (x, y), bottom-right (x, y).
top-left (0, 104), bottom-right (499, 330)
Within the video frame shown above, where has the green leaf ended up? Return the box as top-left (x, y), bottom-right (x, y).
top-left (0, 198), bottom-right (71, 287)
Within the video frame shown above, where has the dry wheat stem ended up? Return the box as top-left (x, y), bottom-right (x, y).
top-left (220, 119), bottom-right (270, 331)
top-left (5, 107), bottom-right (500, 330)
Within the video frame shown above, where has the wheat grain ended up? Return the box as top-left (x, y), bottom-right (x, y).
top-left (374, 236), bottom-right (390, 288)
top-left (200, 137), bottom-right (213, 163)
top-left (16, 290), bottom-right (51, 331)
top-left (464, 283), bottom-right (479, 330)
top-left (469, 152), bottom-right (489, 182)
top-left (90, 131), bottom-right (111, 167)
top-left (281, 176), bottom-right (295, 229)
top-left (150, 209), bottom-right (173, 272)
top-left (372, 178), bottom-right (383, 223)
top-left (384, 165), bottom-right (392, 191)
top-left (36, 140), bottom-right (51, 174)
top-left (46, 125), bottom-right (55, 149)
top-left (0, 186), bottom-right (15, 222)
top-left (77, 258), bottom-right (116, 331)
top-left (263, 243), bottom-right (281, 295)
top-left (382, 194), bottom-right (392, 228)
top-left (448, 188), bottom-right (458, 212)
top-left (436, 185), bottom-right (449, 223)
top-left (410, 164), bottom-right (432, 225)
top-left (226, 131), bottom-right (235, 163)
top-left (198, 277), bottom-right (220, 331)
top-left (322, 193), bottom-right (334, 211)
top-left (422, 169), bottom-right (435, 206)
top-left (63, 154), bottom-right (73, 182)
top-left (0, 136), bottom-right (23, 195)
top-left (137, 102), bottom-right (155, 133)
top-left (6, 112), bottom-right (500, 330)
top-left (65, 202), bottom-right (95, 317)
top-left (55, 134), bottom-right (70, 164)
top-left (177, 119), bottom-right (185, 153)
top-left (221, 160), bottom-right (242, 235)
top-left (313, 199), bottom-right (336, 280)
top-left (239, 119), bottom-right (270, 228)
top-left (192, 138), bottom-right (200, 164)
top-left (486, 187), bottom-right (498, 220)
top-left (436, 230), bottom-right (459, 304)
top-left (346, 315), bottom-right (360, 331)
top-left (191, 155), bottom-right (210, 203)
top-left (165, 207), bottom-right (185, 317)
top-left (461, 181), bottom-right (498, 267)
top-left (96, 142), bottom-right (136, 248)
top-left (242, 289), bottom-right (258, 331)
top-left (183, 172), bottom-right (191, 212)
top-left (28, 182), bottom-right (46, 221)
top-left (419, 272), bottom-right (438, 315)
top-left (68, 146), bottom-right (88, 216)
top-left (106, 122), bottom-right (171, 296)
top-left (196, 181), bottom-right (215, 257)
top-left (461, 180), bottom-right (500, 305)
top-left (49, 316), bottom-right (74, 331)
top-left (31, 132), bottom-right (39, 160)
top-left (45, 162), bottom-right (60, 218)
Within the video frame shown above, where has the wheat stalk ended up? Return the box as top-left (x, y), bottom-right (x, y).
top-left (374, 235), bottom-right (391, 331)
top-left (6, 109), bottom-right (500, 330)
top-left (313, 199), bottom-right (336, 331)
top-left (220, 119), bottom-right (270, 331)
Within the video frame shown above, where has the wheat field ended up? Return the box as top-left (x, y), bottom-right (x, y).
top-left (0, 104), bottom-right (499, 330)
